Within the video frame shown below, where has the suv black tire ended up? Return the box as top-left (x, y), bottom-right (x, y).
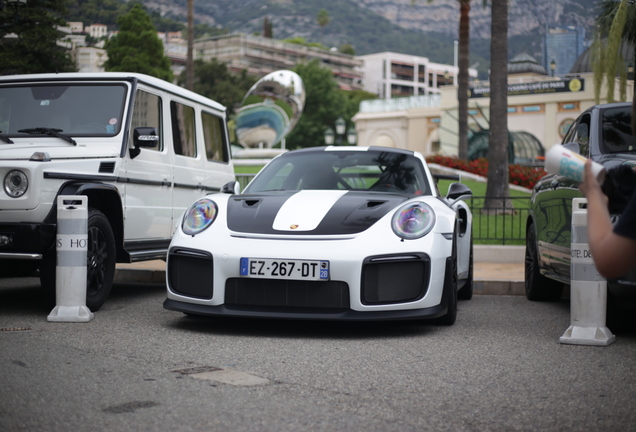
top-left (525, 223), bottom-right (563, 301)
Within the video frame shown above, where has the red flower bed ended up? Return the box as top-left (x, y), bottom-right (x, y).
top-left (426, 155), bottom-right (546, 190)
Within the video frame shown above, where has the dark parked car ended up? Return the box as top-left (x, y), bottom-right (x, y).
top-left (525, 102), bottom-right (636, 310)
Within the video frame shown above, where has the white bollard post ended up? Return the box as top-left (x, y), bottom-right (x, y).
top-left (560, 198), bottom-right (615, 346)
top-left (47, 195), bottom-right (94, 323)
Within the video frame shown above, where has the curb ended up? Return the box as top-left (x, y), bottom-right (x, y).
top-left (474, 280), bottom-right (524, 296)
top-left (474, 245), bottom-right (524, 264)
top-left (114, 267), bottom-right (166, 284)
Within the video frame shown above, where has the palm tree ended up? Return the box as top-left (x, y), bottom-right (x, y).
top-left (484, 0), bottom-right (510, 210)
top-left (593, 0), bottom-right (636, 134)
top-left (186, 0), bottom-right (194, 90)
top-left (415, 0), bottom-right (471, 159)
top-left (592, 0), bottom-right (636, 104)
top-left (456, 0), bottom-right (471, 160)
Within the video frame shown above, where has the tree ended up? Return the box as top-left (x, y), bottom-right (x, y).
top-left (484, 0), bottom-right (510, 210)
top-left (263, 17), bottom-right (273, 38)
top-left (456, 0), bottom-right (471, 161)
top-left (415, 0), bottom-right (471, 159)
top-left (343, 89), bottom-right (377, 120)
top-left (317, 9), bottom-right (330, 28)
top-left (286, 59), bottom-right (349, 149)
top-left (186, 0), bottom-right (194, 90)
top-left (339, 44), bottom-right (355, 55)
top-left (593, 0), bottom-right (636, 104)
top-left (0, 0), bottom-right (76, 75)
top-left (104, 4), bottom-right (173, 81)
top-left (178, 59), bottom-right (257, 117)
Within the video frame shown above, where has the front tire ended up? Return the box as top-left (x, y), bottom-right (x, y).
top-left (525, 223), bottom-right (563, 301)
top-left (85, 209), bottom-right (116, 310)
top-left (40, 208), bottom-right (116, 311)
top-left (435, 231), bottom-right (458, 325)
top-left (458, 235), bottom-right (473, 300)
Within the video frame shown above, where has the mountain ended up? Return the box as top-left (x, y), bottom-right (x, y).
top-left (138, 0), bottom-right (603, 76)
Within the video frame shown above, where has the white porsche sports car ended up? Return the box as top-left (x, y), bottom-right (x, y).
top-left (164, 146), bottom-right (473, 324)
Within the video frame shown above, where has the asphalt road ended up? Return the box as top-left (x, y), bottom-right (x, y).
top-left (1, 277), bottom-right (636, 432)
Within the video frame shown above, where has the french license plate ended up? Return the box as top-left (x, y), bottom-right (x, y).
top-left (240, 258), bottom-right (330, 281)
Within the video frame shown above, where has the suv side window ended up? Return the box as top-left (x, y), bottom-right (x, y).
top-left (171, 101), bottom-right (196, 157)
top-left (202, 111), bottom-right (228, 163)
top-left (131, 90), bottom-right (162, 151)
top-left (563, 114), bottom-right (590, 157)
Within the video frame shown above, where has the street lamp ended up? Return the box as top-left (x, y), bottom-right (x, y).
top-left (550, 59), bottom-right (556, 77)
top-left (346, 126), bottom-right (357, 145)
top-left (324, 116), bottom-right (357, 146)
top-left (0, 0), bottom-right (26, 31)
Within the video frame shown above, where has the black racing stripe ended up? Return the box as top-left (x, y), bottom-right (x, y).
top-left (227, 191), bottom-right (297, 233)
top-left (314, 192), bottom-right (408, 234)
top-left (226, 191), bottom-right (409, 235)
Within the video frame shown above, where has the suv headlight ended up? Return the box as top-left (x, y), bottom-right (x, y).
top-left (4, 170), bottom-right (28, 198)
top-left (182, 198), bottom-right (218, 235)
top-left (391, 202), bottom-right (436, 240)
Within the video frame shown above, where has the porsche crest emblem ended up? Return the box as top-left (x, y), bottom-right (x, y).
top-left (290, 224), bottom-right (299, 230)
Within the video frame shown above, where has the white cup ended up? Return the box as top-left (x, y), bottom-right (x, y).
top-left (545, 145), bottom-right (606, 184)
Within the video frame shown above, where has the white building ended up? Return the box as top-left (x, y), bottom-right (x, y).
top-left (85, 24), bottom-right (108, 39)
top-left (194, 33), bottom-right (363, 90)
top-left (73, 46), bottom-right (108, 72)
top-left (67, 22), bottom-right (84, 34)
top-left (357, 51), bottom-right (478, 99)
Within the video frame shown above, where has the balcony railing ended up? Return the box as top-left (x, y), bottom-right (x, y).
top-left (359, 94), bottom-right (441, 113)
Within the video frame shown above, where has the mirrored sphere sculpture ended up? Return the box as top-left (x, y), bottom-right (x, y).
top-left (235, 70), bottom-right (305, 148)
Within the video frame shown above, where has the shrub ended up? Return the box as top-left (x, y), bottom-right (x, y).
top-left (426, 155), bottom-right (546, 190)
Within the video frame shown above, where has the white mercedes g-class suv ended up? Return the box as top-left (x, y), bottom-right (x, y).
top-left (0, 72), bottom-right (235, 310)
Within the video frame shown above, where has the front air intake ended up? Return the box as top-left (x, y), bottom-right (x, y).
top-left (168, 248), bottom-right (214, 299)
top-left (361, 253), bottom-right (430, 305)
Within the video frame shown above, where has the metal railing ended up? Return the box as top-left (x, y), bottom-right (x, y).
top-left (237, 173), bottom-right (256, 190)
top-left (467, 196), bottom-right (530, 245)
top-left (235, 174), bottom-right (529, 245)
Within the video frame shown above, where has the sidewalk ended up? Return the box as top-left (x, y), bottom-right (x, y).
top-left (115, 246), bottom-right (526, 295)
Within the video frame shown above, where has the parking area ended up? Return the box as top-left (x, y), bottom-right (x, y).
top-left (1, 276), bottom-right (636, 432)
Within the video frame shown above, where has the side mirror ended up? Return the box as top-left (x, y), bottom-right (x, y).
top-left (562, 142), bottom-right (580, 154)
top-left (446, 182), bottom-right (472, 203)
top-left (133, 127), bottom-right (159, 148)
top-left (222, 180), bottom-right (241, 195)
top-left (129, 127), bottom-right (159, 159)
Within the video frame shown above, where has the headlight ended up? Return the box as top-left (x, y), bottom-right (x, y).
top-left (182, 198), bottom-right (218, 235)
top-left (4, 170), bottom-right (28, 198)
top-left (391, 202), bottom-right (436, 240)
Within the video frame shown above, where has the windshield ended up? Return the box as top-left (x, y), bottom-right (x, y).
top-left (0, 83), bottom-right (128, 137)
top-left (601, 106), bottom-right (636, 154)
top-left (244, 150), bottom-right (432, 195)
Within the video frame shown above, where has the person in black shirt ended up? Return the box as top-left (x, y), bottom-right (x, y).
top-left (581, 159), bottom-right (636, 278)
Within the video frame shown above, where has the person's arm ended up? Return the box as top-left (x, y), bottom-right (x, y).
top-left (580, 160), bottom-right (636, 278)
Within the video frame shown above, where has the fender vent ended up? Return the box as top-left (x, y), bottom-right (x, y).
top-left (99, 162), bottom-right (116, 173)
